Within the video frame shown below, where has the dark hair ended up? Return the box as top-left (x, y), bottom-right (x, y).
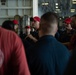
top-left (2, 20), bottom-right (14, 31)
top-left (40, 12), bottom-right (58, 33)
top-left (41, 12), bottom-right (58, 23)
top-left (30, 17), bottom-right (34, 22)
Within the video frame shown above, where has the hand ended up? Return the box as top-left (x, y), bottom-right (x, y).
top-left (26, 34), bottom-right (38, 42)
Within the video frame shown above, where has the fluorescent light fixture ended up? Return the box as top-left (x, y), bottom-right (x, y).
top-left (72, 1), bottom-right (76, 4)
top-left (56, 6), bottom-right (58, 8)
top-left (71, 9), bottom-right (75, 12)
top-left (55, 3), bottom-right (58, 5)
top-left (55, 9), bottom-right (61, 13)
top-left (42, 2), bottom-right (49, 6)
top-left (72, 0), bottom-right (76, 1)
top-left (56, 9), bottom-right (60, 11)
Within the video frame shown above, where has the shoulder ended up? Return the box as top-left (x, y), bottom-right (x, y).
top-left (0, 27), bottom-right (22, 45)
top-left (1, 27), bottom-right (17, 36)
top-left (55, 41), bottom-right (70, 56)
top-left (56, 41), bottom-right (68, 50)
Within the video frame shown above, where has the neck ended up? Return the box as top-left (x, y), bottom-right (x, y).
top-left (39, 32), bottom-right (55, 38)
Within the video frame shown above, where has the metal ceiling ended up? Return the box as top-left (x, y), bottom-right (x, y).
top-left (38, 0), bottom-right (75, 17)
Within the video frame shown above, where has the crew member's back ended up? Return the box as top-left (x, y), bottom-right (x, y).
top-left (0, 27), bottom-right (30, 75)
top-left (27, 12), bottom-right (70, 75)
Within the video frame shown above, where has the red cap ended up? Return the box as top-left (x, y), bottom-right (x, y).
top-left (33, 16), bottom-right (40, 22)
top-left (64, 18), bottom-right (72, 24)
top-left (25, 26), bottom-right (30, 29)
top-left (13, 20), bottom-right (19, 25)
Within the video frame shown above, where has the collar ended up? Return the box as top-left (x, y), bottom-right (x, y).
top-left (39, 35), bottom-right (56, 41)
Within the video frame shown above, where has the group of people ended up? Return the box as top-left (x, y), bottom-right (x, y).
top-left (0, 11), bottom-right (76, 75)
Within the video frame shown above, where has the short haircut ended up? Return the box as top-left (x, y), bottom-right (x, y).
top-left (39, 12), bottom-right (58, 33)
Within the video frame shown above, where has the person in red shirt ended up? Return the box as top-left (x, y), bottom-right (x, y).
top-left (0, 27), bottom-right (30, 75)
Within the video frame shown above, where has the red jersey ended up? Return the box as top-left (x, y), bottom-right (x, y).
top-left (0, 27), bottom-right (30, 75)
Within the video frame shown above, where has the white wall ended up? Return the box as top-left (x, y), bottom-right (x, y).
top-left (32, 0), bottom-right (38, 17)
top-left (0, 0), bottom-right (32, 25)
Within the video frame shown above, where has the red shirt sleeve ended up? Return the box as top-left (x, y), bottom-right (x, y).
top-left (11, 33), bottom-right (30, 75)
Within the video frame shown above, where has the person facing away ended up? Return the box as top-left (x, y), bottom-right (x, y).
top-left (0, 27), bottom-right (30, 75)
top-left (27, 12), bottom-right (70, 75)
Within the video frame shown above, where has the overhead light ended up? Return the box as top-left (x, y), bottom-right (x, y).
top-left (72, 1), bottom-right (76, 4)
top-left (71, 9), bottom-right (75, 12)
top-left (72, 0), bottom-right (76, 1)
top-left (42, 2), bottom-right (49, 6)
top-left (56, 6), bottom-right (58, 8)
top-left (56, 9), bottom-right (61, 13)
top-left (56, 9), bottom-right (60, 11)
top-left (55, 3), bottom-right (58, 5)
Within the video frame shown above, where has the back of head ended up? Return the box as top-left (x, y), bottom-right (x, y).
top-left (2, 20), bottom-right (14, 31)
top-left (39, 12), bottom-right (58, 36)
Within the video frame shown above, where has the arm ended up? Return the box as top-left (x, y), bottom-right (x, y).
top-left (25, 34), bottom-right (38, 42)
top-left (11, 34), bottom-right (30, 75)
